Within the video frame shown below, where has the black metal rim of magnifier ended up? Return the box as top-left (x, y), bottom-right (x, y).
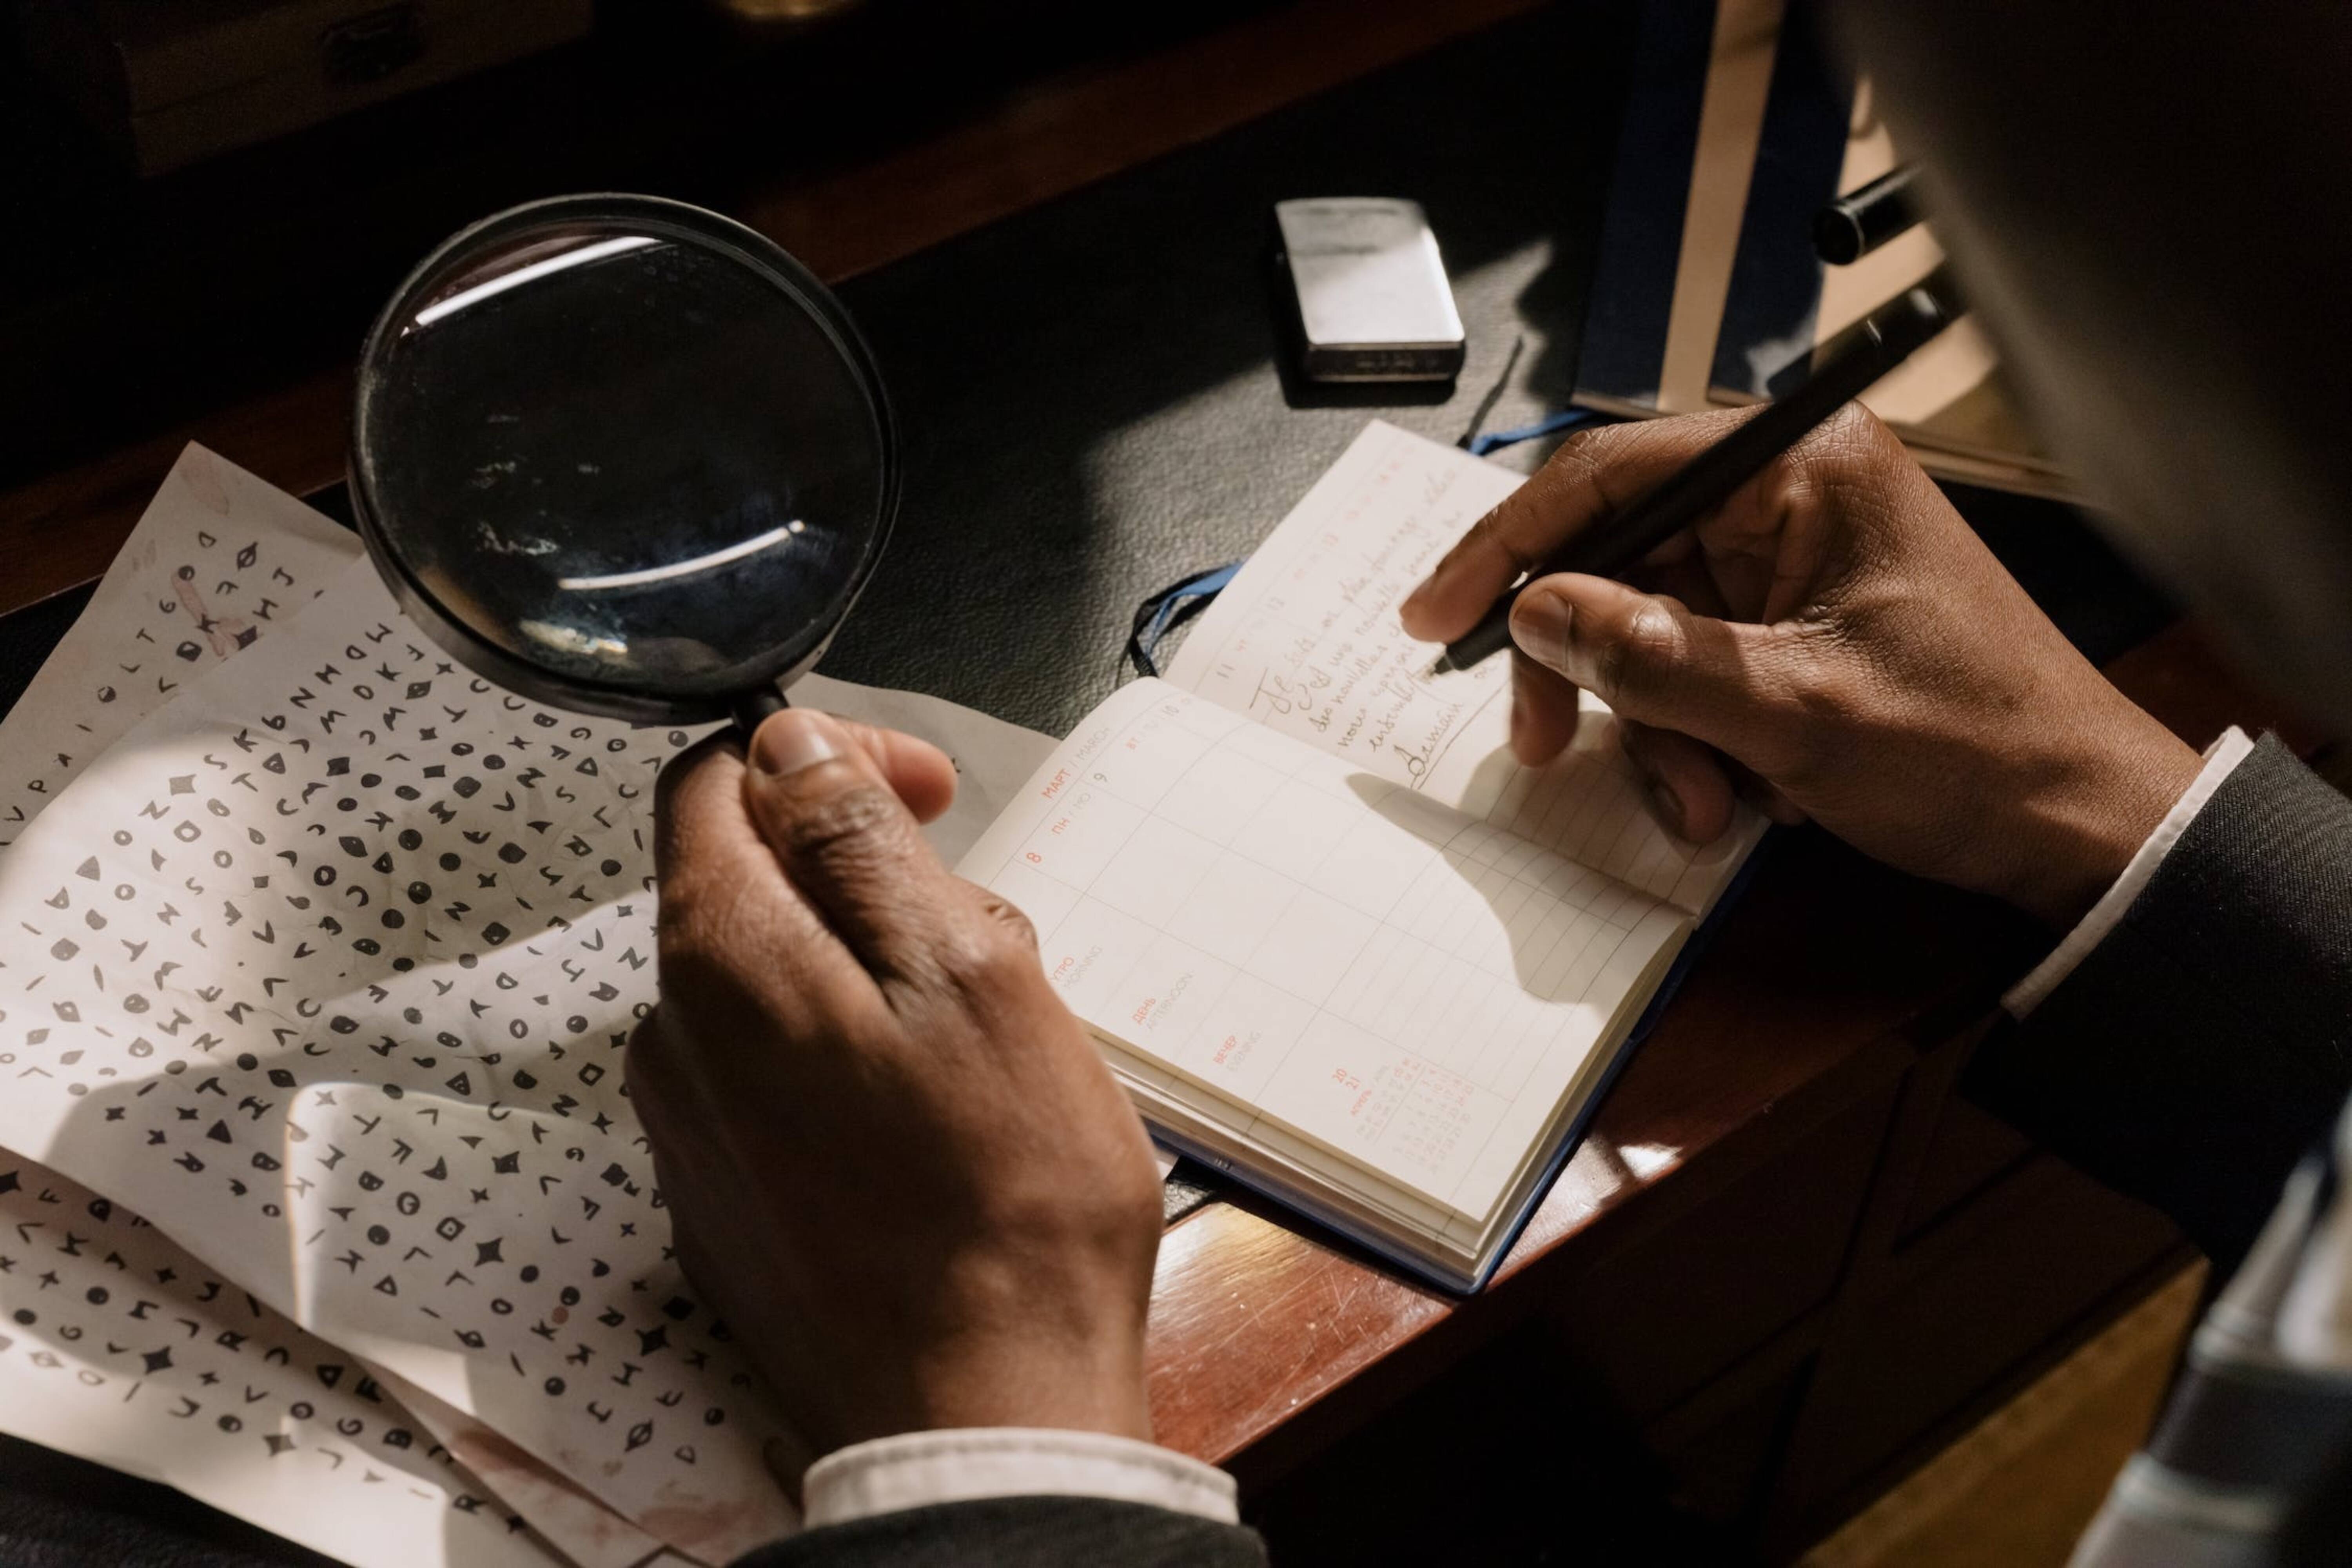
top-left (347, 192), bottom-right (901, 725)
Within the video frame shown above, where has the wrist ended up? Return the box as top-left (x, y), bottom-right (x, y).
top-left (1999, 706), bottom-right (2202, 928)
top-left (904, 1338), bottom-right (1154, 1447)
top-left (881, 1233), bottom-right (1159, 1446)
top-left (822, 1312), bottom-right (1155, 1452)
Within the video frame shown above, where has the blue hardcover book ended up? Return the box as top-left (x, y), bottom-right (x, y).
top-left (1698, 7), bottom-right (2068, 494)
top-left (955, 422), bottom-right (1773, 1292)
top-left (1575, 0), bottom-right (1724, 411)
top-left (1708, 0), bottom-right (1853, 399)
top-left (1572, 0), bottom-right (2065, 495)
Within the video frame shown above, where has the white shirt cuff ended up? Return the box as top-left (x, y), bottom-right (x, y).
top-left (802, 1427), bottom-right (1240, 1529)
top-left (2004, 726), bottom-right (2255, 1018)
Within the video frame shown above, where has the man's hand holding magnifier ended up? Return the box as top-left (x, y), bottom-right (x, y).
top-left (629, 712), bottom-right (1167, 1459)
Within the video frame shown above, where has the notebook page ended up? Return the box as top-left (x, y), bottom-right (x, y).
top-left (957, 678), bottom-right (1686, 1222)
top-left (1163, 419), bottom-right (1762, 916)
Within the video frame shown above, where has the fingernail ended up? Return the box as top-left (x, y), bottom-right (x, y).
top-left (1510, 587), bottom-right (1575, 670)
top-left (1645, 779), bottom-right (1686, 838)
top-left (750, 710), bottom-right (842, 777)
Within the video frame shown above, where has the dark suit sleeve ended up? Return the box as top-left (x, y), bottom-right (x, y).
top-left (730, 1498), bottom-right (1266, 1567)
top-left (1964, 734), bottom-right (2352, 1276)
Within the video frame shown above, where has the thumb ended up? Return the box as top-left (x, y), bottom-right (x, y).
top-left (1508, 573), bottom-right (1795, 766)
top-left (741, 709), bottom-right (960, 978)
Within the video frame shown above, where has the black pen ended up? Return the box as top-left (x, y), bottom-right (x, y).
top-left (1813, 164), bottom-right (1921, 265)
top-left (1425, 264), bottom-right (1962, 677)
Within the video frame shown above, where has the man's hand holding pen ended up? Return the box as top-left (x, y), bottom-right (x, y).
top-left (1400, 405), bottom-right (2201, 929)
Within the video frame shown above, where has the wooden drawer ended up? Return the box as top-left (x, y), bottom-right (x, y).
top-left (1771, 1152), bottom-right (2182, 1537)
top-left (1896, 1094), bottom-right (2035, 1241)
top-left (1651, 1358), bottom-right (1811, 1528)
top-left (1548, 1077), bottom-right (1898, 1421)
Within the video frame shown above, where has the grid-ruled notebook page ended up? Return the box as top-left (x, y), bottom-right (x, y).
top-left (958, 678), bottom-right (1686, 1221)
top-left (1163, 419), bottom-right (1762, 916)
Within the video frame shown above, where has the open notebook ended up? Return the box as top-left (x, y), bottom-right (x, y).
top-left (958, 422), bottom-right (1767, 1289)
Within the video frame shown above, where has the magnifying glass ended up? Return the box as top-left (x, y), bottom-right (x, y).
top-left (350, 194), bottom-right (897, 736)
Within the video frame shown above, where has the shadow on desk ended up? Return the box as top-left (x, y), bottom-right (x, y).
top-left (1249, 1326), bottom-right (1739, 1564)
top-left (0, 1432), bottom-right (337, 1567)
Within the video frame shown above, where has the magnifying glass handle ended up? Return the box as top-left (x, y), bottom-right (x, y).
top-left (730, 685), bottom-right (788, 739)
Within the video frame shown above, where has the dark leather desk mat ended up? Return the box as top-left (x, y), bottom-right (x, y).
top-left (0, 10), bottom-right (1635, 1563)
top-left (811, 23), bottom-right (1619, 737)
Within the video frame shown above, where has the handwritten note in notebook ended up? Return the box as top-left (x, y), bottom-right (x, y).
top-left (1164, 420), bottom-right (1754, 916)
top-left (960, 423), bottom-right (1767, 1288)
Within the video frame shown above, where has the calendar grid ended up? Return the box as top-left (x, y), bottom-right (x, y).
top-left (978, 682), bottom-right (1675, 1217)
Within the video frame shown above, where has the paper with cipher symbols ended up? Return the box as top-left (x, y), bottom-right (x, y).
top-left (0, 446), bottom-right (354, 849)
top-left (0, 1156), bottom-right (571, 1567)
top-left (0, 555), bottom-right (804, 1558)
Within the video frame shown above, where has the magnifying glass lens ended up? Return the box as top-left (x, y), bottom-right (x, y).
top-left (353, 198), bottom-right (896, 723)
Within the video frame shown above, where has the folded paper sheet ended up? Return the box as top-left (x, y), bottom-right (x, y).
top-left (372, 1361), bottom-right (675, 1568)
top-left (0, 446), bottom-right (1065, 1565)
top-left (0, 448), bottom-right (573, 1566)
top-left (0, 446), bottom-right (354, 849)
top-left (0, 555), bottom-right (798, 1556)
top-left (0, 1156), bottom-right (571, 1567)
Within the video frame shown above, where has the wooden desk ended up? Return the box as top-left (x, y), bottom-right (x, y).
top-left (0, 4), bottom-right (2318, 1562)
